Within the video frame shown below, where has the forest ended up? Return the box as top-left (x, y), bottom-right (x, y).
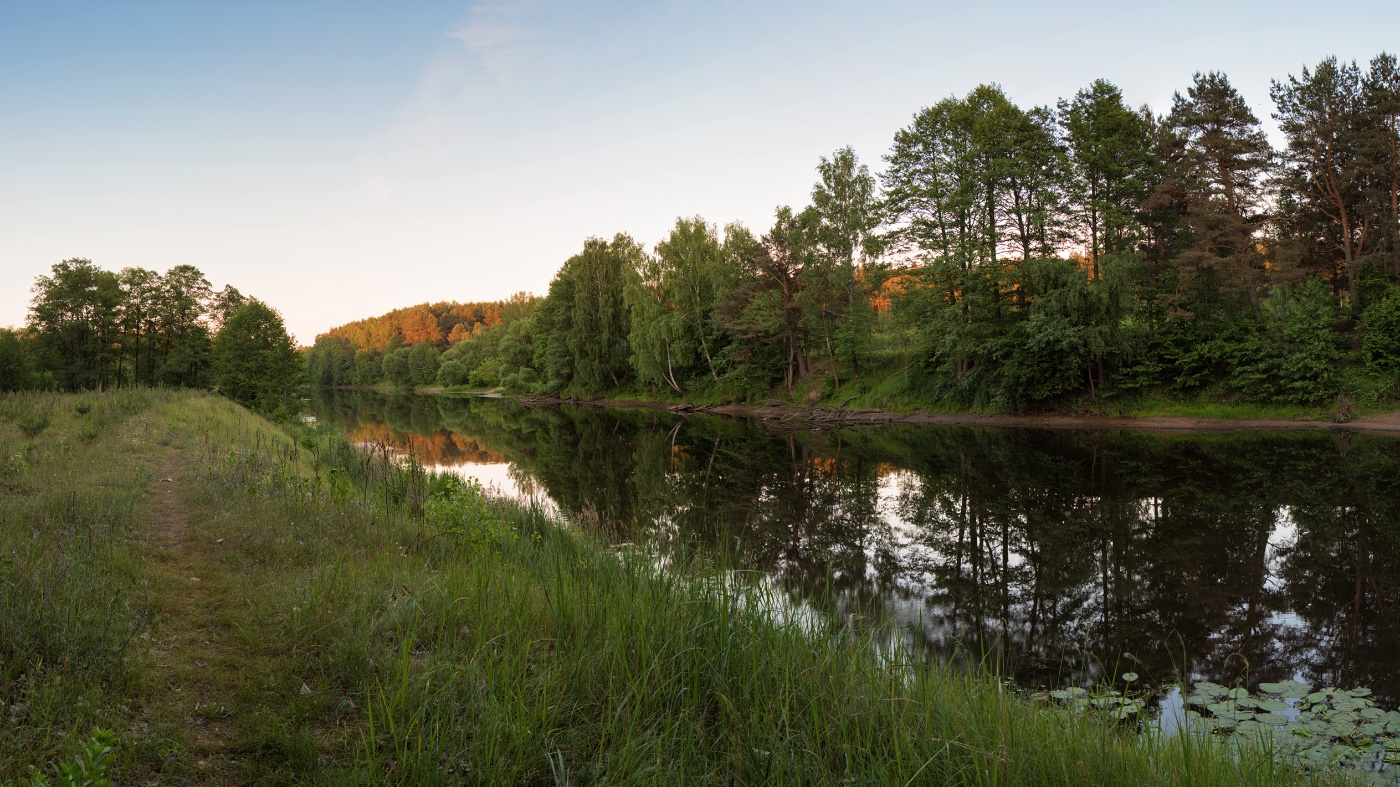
top-left (306, 55), bottom-right (1400, 412)
top-left (0, 259), bottom-right (302, 411)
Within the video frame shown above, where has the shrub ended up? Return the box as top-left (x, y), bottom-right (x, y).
top-left (422, 474), bottom-right (513, 548)
top-left (1360, 288), bottom-right (1400, 374)
top-left (1230, 281), bottom-right (1343, 405)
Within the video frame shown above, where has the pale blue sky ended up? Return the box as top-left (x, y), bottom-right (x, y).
top-left (3, 1), bottom-right (1398, 341)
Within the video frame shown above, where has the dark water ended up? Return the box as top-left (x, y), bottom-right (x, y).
top-left (309, 389), bottom-right (1400, 705)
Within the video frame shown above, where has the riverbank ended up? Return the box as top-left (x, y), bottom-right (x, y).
top-left (509, 392), bottom-right (1400, 434)
top-left (0, 390), bottom-right (1338, 785)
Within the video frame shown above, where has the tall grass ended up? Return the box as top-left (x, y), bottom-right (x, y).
top-left (0, 389), bottom-right (164, 777)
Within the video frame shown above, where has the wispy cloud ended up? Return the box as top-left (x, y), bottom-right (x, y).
top-left (447, 0), bottom-right (540, 81)
top-left (357, 1), bottom-right (546, 200)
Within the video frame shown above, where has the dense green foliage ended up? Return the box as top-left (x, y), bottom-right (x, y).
top-left (307, 55), bottom-right (1400, 412)
top-left (15, 260), bottom-right (246, 392)
top-left (5, 261), bottom-right (302, 412)
top-left (210, 301), bottom-right (302, 411)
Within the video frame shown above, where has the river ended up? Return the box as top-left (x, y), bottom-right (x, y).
top-left (308, 388), bottom-right (1400, 707)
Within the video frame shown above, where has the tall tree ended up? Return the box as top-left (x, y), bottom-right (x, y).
top-left (808, 147), bottom-right (880, 382)
top-left (155, 264), bottom-right (214, 386)
top-left (212, 300), bottom-right (302, 410)
top-left (1003, 106), bottom-right (1071, 261)
top-left (1166, 71), bottom-right (1275, 318)
top-left (1362, 53), bottom-right (1400, 279)
top-left (117, 267), bottom-right (161, 386)
top-left (1060, 80), bottom-right (1156, 277)
top-left (1272, 57), bottom-right (1369, 305)
top-left (28, 259), bottom-right (124, 391)
top-left (539, 235), bottom-right (639, 396)
top-left (811, 146), bottom-right (879, 264)
top-left (627, 217), bottom-right (740, 392)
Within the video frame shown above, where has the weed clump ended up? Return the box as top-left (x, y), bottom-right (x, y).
top-left (423, 474), bottom-right (513, 548)
top-left (2, 729), bottom-right (115, 787)
top-left (17, 411), bottom-right (50, 439)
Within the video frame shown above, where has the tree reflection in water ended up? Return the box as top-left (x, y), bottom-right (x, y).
top-left (310, 390), bottom-right (1400, 704)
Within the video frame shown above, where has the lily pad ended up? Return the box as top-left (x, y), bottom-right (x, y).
top-left (1257, 699), bottom-right (1291, 712)
top-left (1194, 681), bottom-right (1229, 698)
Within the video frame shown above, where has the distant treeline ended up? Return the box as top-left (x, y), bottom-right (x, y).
top-left (1, 260), bottom-right (301, 411)
top-left (307, 55), bottom-right (1400, 409)
top-left (321, 301), bottom-right (510, 352)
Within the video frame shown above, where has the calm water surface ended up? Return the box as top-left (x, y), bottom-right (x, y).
top-left (309, 389), bottom-right (1400, 705)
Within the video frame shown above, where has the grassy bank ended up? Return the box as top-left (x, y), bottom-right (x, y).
top-left (0, 390), bottom-right (1338, 785)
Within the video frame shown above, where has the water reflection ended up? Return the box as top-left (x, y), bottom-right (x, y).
top-left (309, 389), bottom-right (1400, 704)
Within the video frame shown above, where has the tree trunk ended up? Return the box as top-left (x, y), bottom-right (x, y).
top-left (664, 341), bottom-right (684, 395)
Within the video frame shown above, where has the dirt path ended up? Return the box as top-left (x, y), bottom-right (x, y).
top-left (143, 447), bottom-right (245, 784)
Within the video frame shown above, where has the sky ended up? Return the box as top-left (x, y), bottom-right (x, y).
top-left (3, 1), bottom-right (1399, 343)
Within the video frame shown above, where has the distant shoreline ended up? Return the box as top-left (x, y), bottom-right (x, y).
top-left (318, 386), bottom-right (1400, 434)
top-left (510, 395), bottom-right (1400, 434)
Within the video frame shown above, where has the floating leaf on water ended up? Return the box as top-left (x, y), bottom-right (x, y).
top-left (1207, 701), bottom-right (1236, 716)
top-left (1227, 687), bottom-right (1250, 700)
top-left (1360, 707), bottom-right (1384, 720)
top-left (1307, 691), bottom-right (1330, 704)
top-left (1234, 719), bottom-right (1266, 735)
top-left (1257, 699), bottom-right (1290, 712)
top-left (1049, 690), bottom-right (1072, 700)
top-left (1194, 681), bottom-right (1229, 698)
top-left (1121, 672), bottom-right (1139, 683)
top-left (1349, 688), bottom-right (1373, 697)
top-left (1255, 712), bottom-right (1290, 725)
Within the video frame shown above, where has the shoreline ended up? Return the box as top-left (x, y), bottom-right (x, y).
top-left (322, 386), bottom-right (1400, 434)
top-left (510, 394), bottom-right (1400, 434)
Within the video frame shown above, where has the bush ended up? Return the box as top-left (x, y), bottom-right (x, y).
top-left (406, 342), bottom-right (441, 387)
top-left (382, 347), bottom-right (411, 388)
top-left (1360, 288), bottom-right (1400, 374)
top-left (0, 330), bottom-right (34, 393)
top-left (436, 359), bottom-right (470, 387)
top-left (422, 474), bottom-right (513, 549)
top-left (1230, 281), bottom-right (1343, 405)
top-left (212, 301), bottom-right (302, 410)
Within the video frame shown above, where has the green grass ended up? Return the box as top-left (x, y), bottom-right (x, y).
top-left (0, 390), bottom-right (1351, 785)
